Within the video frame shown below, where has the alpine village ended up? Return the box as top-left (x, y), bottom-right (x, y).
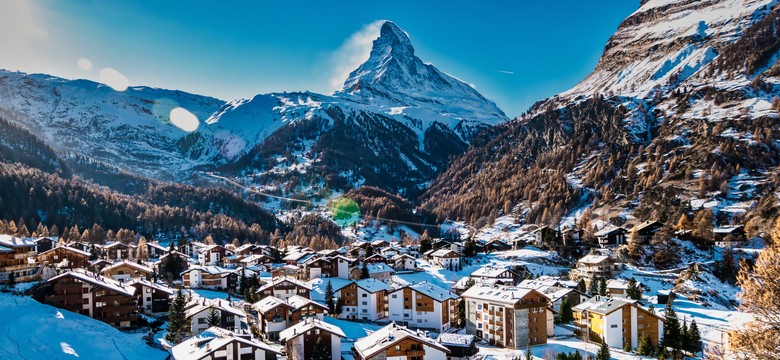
top-left (1, 0), bottom-right (780, 359)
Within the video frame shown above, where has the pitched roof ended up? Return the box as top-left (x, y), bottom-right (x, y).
top-left (366, 263), bottom-right (395, 275)
top-left (48, 270), bottom-right (136, 297)
top-left (185, 298), bottom-right (245, 318)
top-left (286, 294), bottom-right (329, 311)
top-left (171, 327), bottom-right (279, 360)
top-left (471, 266), bottom-right (514, 278)
top-left (402, 282), bottom-right (458, 301)
top-left (354, 323), bottom-right (449, 359)
top-left (572, 295), bottom-right (662, 320)
top-left (430, 249), bottom-right (461, 258)
top-left (253, 296), bottom-right (292, 314)
top-left (0, 234), bottom-right (35, 248)
top-left (39, 246), bottom-right (91, 257)
top-left (577, 254), bottom-right (612, 265)
top-left (437, 333), bottom-right (475, 347)
top-left (595, 226), bottom-right (626, 237)
top-left (181, 266), bottom-right (236, 276)
top-left (101, 260), bottom-right (153, 274)
top-left (279, 318), bottom-right (346, 341)
top-left (129, 278), bottom-right (175, 295)
top-left (256, 276), bottom-right (312, 293)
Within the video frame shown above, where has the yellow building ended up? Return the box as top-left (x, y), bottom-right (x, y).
top-left (573, 296), bottom-right (664, 350)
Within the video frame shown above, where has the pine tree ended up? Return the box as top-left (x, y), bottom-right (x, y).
top-left (312, 336), bottom-right (330, 360)
top-left (360, 262), bottom-right (369, 279)
top-left (598, 277), bottom-right (607, 296)
top-left (596, 339), bottom-right (610, 360)
top-left (637, 333), bottom-right (654, 356)
top-left (7, 271), bottom-right (16, 288)
top-left (559, 297), bottom-right (573, 323)
top-left (165, 289), bottom-right (191, 344)
top-left (335, 297), bottom-right (344, 315)
top-left (457, 299), bottom-right (466, 327)
top-left (589, 276), bottom-right (598, 295)
top-left (206, 308), bottom-right (220, 327)
top-left (324, 280), bottom-right (335, 313)
top-left (626, 278), bottom-right (641, 300)
top-left (577, 279), bottom-right (586, 293)
top-left (662, 297), bottom-right (681, 352)
top-left (524, 344), bottom-right (532, 360)
top-left (687, 319), bottom-right (702, 353)
top-left (680, 318), bottom-right (690, 352)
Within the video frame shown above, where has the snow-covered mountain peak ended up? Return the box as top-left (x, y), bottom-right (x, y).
top-left (337, 21), bottom-right (507, 125)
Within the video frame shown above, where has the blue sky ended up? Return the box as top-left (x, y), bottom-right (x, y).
top-left (0, 0), bottom-right (638, 117)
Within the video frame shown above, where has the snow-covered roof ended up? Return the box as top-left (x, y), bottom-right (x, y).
top-left (181, 266), bottom-right (236, 276)
top-left (257, 276), bottom-right (312, 293)
top-left (49, 270), bottom-right (136, 297)
top-left (713, 225), bottom-right (745, 234)
top-left (606, 278), bottom-right (639, 290)
top-left (393, 282), bottom-right (457, 302)
top-left (354, 323), bottom-right (448, 359)
top-left (253, 296), bottom-right (291, 314)
top-left (39, 246), bottom-right (91, 257)
top-left (437, 333), bottom-right (475, 347)
top-left (185, 298), bottom-right (244, 318)
top-left (366, 263), bottom-right (395, 275)
top-left (279, 318), bottom-right (345, 341)
top-left (0, 234), bottom-right (35, 248)
top-left (129, 279), bottom-right (175, 295)
top-left (461, 284), bottom-right (541, 305)
top-left (282, 252), bottom-right (310, 261)
top-left (595, 226), bottom-right (626, 237)
top-left (471, 266), bottom-right (514, 278)
top-left (430, 249), bottom-right (461, 258)
top-left (286, 294), bottom-right (328, 311)
top-left (100, 241), bottom-right (131, 249)
top-left (355, 278), bottom-right (392, 293)
top-left (171, 327), bottom-right (279, 360)
top-left (573, 296), bottom-right (661, 320)
top-left (101, 260), bottom-right (153, 274)
top-left (577, 254), bottom-right (612, 265)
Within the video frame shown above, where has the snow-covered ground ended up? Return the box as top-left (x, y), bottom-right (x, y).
top-left (0, 293), bottom-right (165, 360)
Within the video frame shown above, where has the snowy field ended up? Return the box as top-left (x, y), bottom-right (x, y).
top-left (0, 293), bottom-right (165, 360)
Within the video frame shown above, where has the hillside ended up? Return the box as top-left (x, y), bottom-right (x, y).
top-left (0, 293), bottom-right (166, 360)
top-left (421, 0), bottom-right (780, 233)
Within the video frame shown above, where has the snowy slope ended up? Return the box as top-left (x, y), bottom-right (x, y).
top-left (0, 293), bottom-right (165, 360)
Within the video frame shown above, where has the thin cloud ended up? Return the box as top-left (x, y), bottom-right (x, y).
top-left (327, 20), bottom-right (386, 92)
top-left (496, 70), bottom-right (515, 75)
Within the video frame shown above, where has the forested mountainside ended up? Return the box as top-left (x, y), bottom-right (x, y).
top-left (421, 0), bottom-right (780, 234)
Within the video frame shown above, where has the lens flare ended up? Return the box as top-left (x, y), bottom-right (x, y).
top-left (77, 58), bottom-right (92, 71)
top-left (169, 107), bottom-right (200, 132)
top-left (98, 68), bottom-right (129, 91)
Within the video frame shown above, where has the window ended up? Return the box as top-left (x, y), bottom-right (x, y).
top-left (395, 345), bottom-right (401, 351)
top-left (392, 295), bottom-right (397, 299)
top-left (362, 294), bottom-right (367, 298)
top-left (477, 304), bottom-right (482, 310)
top-left (199, 318), bottom-right (206, 324)
top-left (611, 324), bottom-right (618, 328)
top-left (362, 301), bottom-right (367, 305)
top-left (82, 298), bottom-right (88, 304)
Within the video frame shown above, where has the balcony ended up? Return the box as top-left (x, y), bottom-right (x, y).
top-left (406, 350), bottom-right (425, 357)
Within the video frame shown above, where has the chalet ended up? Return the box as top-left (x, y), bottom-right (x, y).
top-left (714, 225), bottom-right (747, 247)
top-left (33, 237), bottom-right (59, 253)
top-left (364, 253), bottom-right (389, 264)
top-left (518, 279), bottom-right (588, 313)
top-left (37, 246), bottom-right (90, 269)
top-left (240, 254), bottom-right (273, 268)
top-left (180, 241), bottom-right (208, 260)
top-left (606, 278), bottom-right (641, 298)
top-left (256, 276), bottom-right (311, 301)
top-left (429, 249), bottom-right (462, 269)
top-left (573, 296), bottom-right (664, 350)
top-left (336, 278), bottom-right (391, 321)
top-left (561, 226), bottom-right (582, 246)
top-left (301, 257), bottom-right (333, 279)
top-left (378, 246), bottom-right (400, 258)
top-left (328, 255), bottom-right (354, 279)
top-left (353, 322), bottom-right (449, 360)
top-left (470, 266), bottom-right (519, 286)
top-left (370, 239), bottom-right (390, 249)
top-left (171, 326), bottom-right (280, 360)
top-left (233, 243), bottom-right (256, 256)
top-left (462, 284), bottom-right (549, 348)
top-left (254, 295), bottom-right (329, 341)
top-left (145, 242), bottom-right (170, 259)
top-left (199, 245), bottom-right (227, 266)
top-left (391, 254), bottom-right (417, 271)
top-left (431, 238), bottom-right (455, 251)
top-left (387, 281), bottom-right (459, 332)
top-left (99, 242), bottom-right (133, 260)
top-left (156, 251), bottom-right (190, 274)
top-left (129, 278), bottom-right (174, 315)
top-left (185, 298), bottom-right (245, 335)
top-left (631, 220), bottom-right (664, 244)
top-left (350, 263), bottom-right (396, 282)
top-left (100, 260), bottom-right (153, 282)
top-left (533, 226), bottom-right (559, 248)
top-left (67, 241), bottom-right (93, 253)
top-left (571, 253), bottom-right (623, 280)
top-left (595, 226), bottom-right (627, 248)
top-left (0, 234), bottom-right (38, 283)
top-left (485, 239), bottom-right (513, 252)
top-left (89, 259), bottom-right (114, 272)
top-left (181, 266), bottom-right (238, 290)
top-left (436, 333), bottom-right (477, 360)
top-left (283, 252), bottom-right (313, 266)
top-left (271, 264), bottom-right (302, 279)
top-left (279, 318), bottom-right (346, 360)
top-left (45, 270), bottom-right (139, 328)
